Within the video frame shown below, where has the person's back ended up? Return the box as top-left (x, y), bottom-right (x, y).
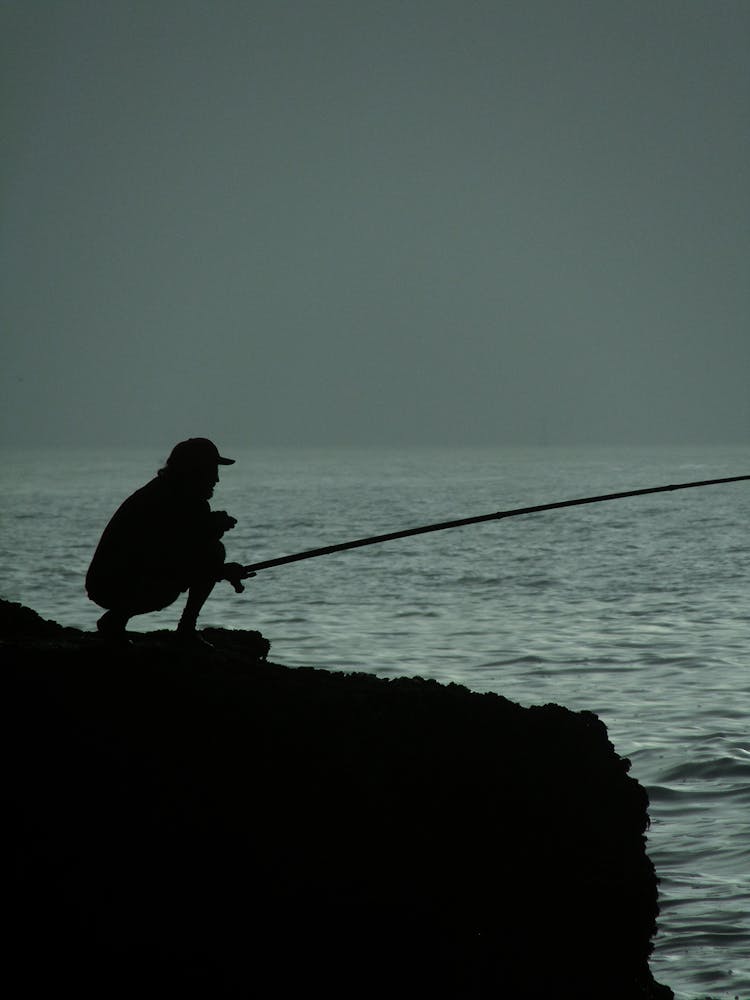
top-left (87, 475), bottom-right (211, 602)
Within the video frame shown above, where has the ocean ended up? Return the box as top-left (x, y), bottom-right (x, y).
top-left (2, 442), bottom-right (749, 999)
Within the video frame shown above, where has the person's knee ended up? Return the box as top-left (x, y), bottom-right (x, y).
top-left (193, 541), bottom-right (226, 581)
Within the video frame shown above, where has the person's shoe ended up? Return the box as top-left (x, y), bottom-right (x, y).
top-left (176, 624), bottom-right (215, 649)
top-left (97, 611), bottom-right (132, 645)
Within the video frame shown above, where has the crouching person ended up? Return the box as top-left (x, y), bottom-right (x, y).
top-left (86, 438), bottom-right (253, 643)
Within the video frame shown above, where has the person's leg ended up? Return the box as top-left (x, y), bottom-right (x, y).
top-left (90, 578), bottom-right (183, 638)
top-left (177, 578), bottom-right (217, 633)
top-left (96, 608), bottom-right (131, 637)
top-left (176, 542), bottom-right (226, 636)
top-left (87, 578), bottom-right (130, 636)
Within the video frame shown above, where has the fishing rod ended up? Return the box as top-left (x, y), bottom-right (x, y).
top-left (241, 473), bottom-right (750, 575)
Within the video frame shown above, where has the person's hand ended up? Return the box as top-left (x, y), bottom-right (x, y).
top-left (223, 562), bottom-right (255, 593)
top-left (212, 510), bottom-right (237, 536)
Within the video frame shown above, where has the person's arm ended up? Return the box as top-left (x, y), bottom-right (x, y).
top-left (209, 510), bottom-right (237, 537)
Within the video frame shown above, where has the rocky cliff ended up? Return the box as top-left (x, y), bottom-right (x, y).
top-left (4, 598), bottom-right (672, 998)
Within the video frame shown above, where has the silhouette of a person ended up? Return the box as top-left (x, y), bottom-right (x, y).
top-left (86, 438), bottom-right (253, 642)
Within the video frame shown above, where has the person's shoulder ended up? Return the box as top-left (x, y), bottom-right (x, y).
top-left (116, 477), bottom-right (166, 512)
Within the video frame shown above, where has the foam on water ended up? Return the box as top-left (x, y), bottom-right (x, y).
top-left (2, 442), bottom-right (749, 998)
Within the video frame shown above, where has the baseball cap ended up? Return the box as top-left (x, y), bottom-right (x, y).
top-left (167, 438), bottom-right (235, 468)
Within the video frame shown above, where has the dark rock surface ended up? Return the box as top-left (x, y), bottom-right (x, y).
top-left (5, 598), bottom-right (673, 998)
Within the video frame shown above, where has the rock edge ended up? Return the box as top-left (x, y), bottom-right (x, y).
top-left (5, 599), bottom-right (673, 998)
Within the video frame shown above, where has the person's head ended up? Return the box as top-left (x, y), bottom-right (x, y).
top-left (161, 438), bottom-right (235, 499)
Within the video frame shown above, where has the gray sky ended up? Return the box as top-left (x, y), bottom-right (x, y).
top-left (2, 0), bottom-right (748, 448)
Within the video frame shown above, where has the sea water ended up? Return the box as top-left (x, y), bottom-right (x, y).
top-left (2, 443), bottom-right (749, 999)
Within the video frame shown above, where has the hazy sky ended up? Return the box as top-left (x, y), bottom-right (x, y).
top-left (2, 0), bottom-right (748, 448)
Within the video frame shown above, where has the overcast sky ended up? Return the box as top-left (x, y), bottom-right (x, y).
top-left (2, 0), bottom-right (748, 448)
